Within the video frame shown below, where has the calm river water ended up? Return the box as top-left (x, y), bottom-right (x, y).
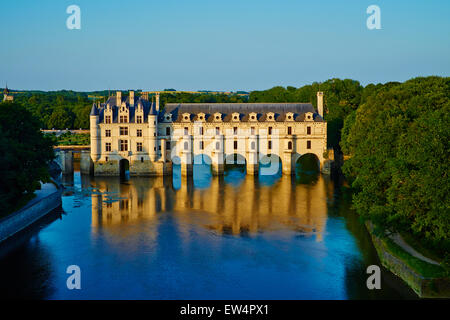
top-left (0, 163), bottom-right (417, 299)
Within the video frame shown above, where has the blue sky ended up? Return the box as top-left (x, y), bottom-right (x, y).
top-left (1, 0), bottom-right (449, 91)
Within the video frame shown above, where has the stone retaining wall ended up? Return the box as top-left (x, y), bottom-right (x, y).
top-left (0, 187), bottom-right (62, 243)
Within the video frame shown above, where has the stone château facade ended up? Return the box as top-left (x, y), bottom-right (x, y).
top-left (89, 91), bottom-right (327, 176)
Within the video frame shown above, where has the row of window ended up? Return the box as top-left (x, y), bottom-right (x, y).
top-left (104, 126), bottom-right (313, 137)
top-left (106, 141), bottom-right (172, 152)
top-left (182, 140), bottom-right (312, 151)
top-left (183, 126), bottom-right (312, 136)
top-left (105, 115), bottom-right (142, 124)
top-left (106, 140), bottom-right (312, 153)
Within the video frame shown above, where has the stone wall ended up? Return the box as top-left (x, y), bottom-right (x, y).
top-left (0, 187), bottom-right (62, 243)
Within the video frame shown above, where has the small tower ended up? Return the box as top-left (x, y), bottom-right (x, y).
top-left (3, 83), bottom-right (14, 102)
top-left (148, 98), bottom-right (158, 162)
top-left (317, 91), bottom-right (324, 118)
top-left (90, 103), bottom-right (100, 161)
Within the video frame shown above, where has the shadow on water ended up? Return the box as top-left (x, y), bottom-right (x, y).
top-left (0, 206), bottom-right (64, 299)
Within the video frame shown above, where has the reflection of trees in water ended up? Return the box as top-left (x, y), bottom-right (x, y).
top-left (89, 173), bottom-right (328, 241)
top-left (325, 175), bottom-right (418, 299)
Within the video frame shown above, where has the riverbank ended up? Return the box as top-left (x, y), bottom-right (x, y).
top-left (366, 222), bottom-right (450, 298)
top-left (0, 181), bottom-right (63, 243)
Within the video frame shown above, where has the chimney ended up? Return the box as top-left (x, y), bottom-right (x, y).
top-left (130, 91), bottom-right (134, 106)
top-left (116, 91), bottom-right (122, 106)
top-left (317, 91), bottom-right (324, 118)
top-left (156, 92), bottom-right (160, 112)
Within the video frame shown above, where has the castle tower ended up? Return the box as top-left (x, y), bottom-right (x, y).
top-left (90, 103), bottom-right (101, 161)
top-left (148, 100), bottom-right (158, 162)
top-left (317, 91), bottom-right (324, 118)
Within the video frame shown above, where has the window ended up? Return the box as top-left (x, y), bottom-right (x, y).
top-left (166, 127), bottom-right (170, 135)
top-left (216, 127), bottom-right (220, 135)
top-left (119, 115), bottom-right (128, 123)
top-left (307, 127), bottom-right (311, 135)
top-left (307, 140), bottom-right (311, 149)
top-left (288, 127), bottom-right (292, 135)
top-left (234, 140), bottom-right (238, 150)
top-left (105, 115), bottom-right (111, 124)
top-left (288, 141), bottom-right (292, 150)
top-left (137, 142), bottom-right (143, 152)
top-left (184, 127), bottom-right (189, 135)
top-left (141, 157), bottom-right (144, 163)
top-left (199, 127), bottom-right (204, 135)
top-left (105, 143), bottom-right (111, 152)
top-left (251, 127), bottom-right (255, 135)
top-left (233, 127), bottom-right (238, 135)
top-left (136, 115), bottom-right (143, 124)
top-left (234, 115), bottom-right (238, 120)
top-left (166, 141), bottom-right (171, 150)
top-left (268, 127), bottom-right (272, 135)
top-left (184, 141), bottom-right (188, 150)
top-left (199, 141), bottom-right (204, 150)
top-left (105, 129), bottom-right (111, 137)
top-left (251, 141), bottom-right (255, 150)
top-left (120, 127), bottom-right (128, 135)
top-left (184, 115), bottom-right (189, 121)
top-left (268, 141), bottom-right (272, 150)
top-left (216, 142), bottom-right (220, 150)
top-left (215, 115), bottom-right (220, 120)
top-left (105, 156), bottom-right (109, 162)
top-left (120, 140), bottom-right (128, 151)
top-left (137, 129), bottom-right (142, 137)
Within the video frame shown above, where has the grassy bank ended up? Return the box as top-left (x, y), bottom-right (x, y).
top-left (367, 222), bottom-right (450, 298)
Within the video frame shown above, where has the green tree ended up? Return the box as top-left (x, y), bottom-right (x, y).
top-left (0, 102), bottom-right (55, 215)
top-left (341, 76), bottom-right (450, 253)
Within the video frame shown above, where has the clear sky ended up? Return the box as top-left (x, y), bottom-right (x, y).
top-left (1, 0), bottom-right (449, 91)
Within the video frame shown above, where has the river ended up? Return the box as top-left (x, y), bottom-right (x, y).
top-left (0, 163), bottom-right (417, 299)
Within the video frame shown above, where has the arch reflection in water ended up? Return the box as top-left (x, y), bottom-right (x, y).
top-left (91, 172), bottom-right (328, 241)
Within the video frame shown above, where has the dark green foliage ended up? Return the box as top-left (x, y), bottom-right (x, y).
top-left (341, 76), bottom-right (450, 253)
top-left (11, 91), bottom-right (93, 130)
top-left (249, 79), bottom-right (364, 150)
top-left (45, 132), bottom-right (90, 146)
top-left (0, 102), bottom-right (55, 215)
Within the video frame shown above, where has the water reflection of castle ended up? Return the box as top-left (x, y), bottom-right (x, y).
top-left (90, 173), bottom-right (331, 241)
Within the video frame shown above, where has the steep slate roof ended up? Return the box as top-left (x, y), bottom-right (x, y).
top-left (92, 95), bottom-right (154, 123)
top-left (162, 103), bottom-right (322, 122)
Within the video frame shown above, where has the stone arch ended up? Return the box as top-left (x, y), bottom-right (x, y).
top-left (224, 153), bottom-right (247, 173)
top-left (294, 153), bottom-right (320, 173)
top-left (258, 153), bottom-right (282, 176)
top-left (119, 158), bottom-right (130, 177)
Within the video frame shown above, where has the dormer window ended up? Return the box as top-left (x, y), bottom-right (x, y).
top-left (231, 112), bottom-right (240, 122)
top-left (182, 113), bottom-right (191, 122)
top-left (305, 112), bottom-right (314, 121)
top-left (286, 112), bottom-right (294, 121)
top-left (249, 112), bottom-right (257, 121)
top-left (266, 112), bottom-right (275, 121)
top-left (164, 113), bottom-right (172, 122)
top-left (136, 115), bottom-right (143, 123)
top-left (197, 113), bottom-right (206, 122)
top-left (213, 113), bottom-right (222, 122)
